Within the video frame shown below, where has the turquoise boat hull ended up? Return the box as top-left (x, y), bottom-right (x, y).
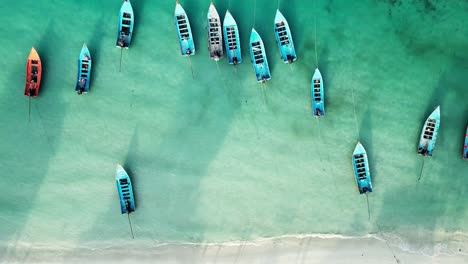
top-left (311, 68), bottom-right (324, 116)
top-left (116, 0), bottom-right (134, 48)
top-left (249, 28), bottom-right (271, 82)
top-left (352, 142), bottom-right (373, 194)
top-left (116, 164), bottom-right (135, 214)
top-left (175, 2), bottom-right (195, 56)
top-left (418, 106), bottom-right (440, 157)
top-left (274, 10), bottom-right (296, 64)
top-left (463, 126), bottom-right (468, 160)
top-left (223, 10), bottom-right (242, 65)
top-left (207, 3), bottom-right (223, 60)
top-left (75, 44), bottom-right (91, 95)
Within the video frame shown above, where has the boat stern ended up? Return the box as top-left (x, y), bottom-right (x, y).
top-left (358, 180), bottom-right (373, 194)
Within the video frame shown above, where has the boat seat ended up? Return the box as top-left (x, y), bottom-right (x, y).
top-left (177, 15), bottom-right (186, 20)
top-left (122, 20), bottom-right (131, 25)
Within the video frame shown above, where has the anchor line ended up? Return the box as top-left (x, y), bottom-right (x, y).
top-left (351, 84), bottom-right (360, 140)
top-left (28, 93), bottom-right (31, 122)
top-left (314, 0), bottom-right (318, 68)
top-left (376, 224), bottom-right (401, 264)
top-left (188, 56), bottom-right (194, 79)
top-left (127, 212), bottom-right (134, 239)
top-left (316, 118), bottom-right (324, 162)
top-left (418, 158), bottom-right (426, 181)
top-left (366, 192), bottom-right (371, 220)
top-left (216, 60), bottom-right (221, 74)
top-left (253, 0), bottom-right (257, 27)
top-left (119, 48), bottom-right (123, 72)
top-left (261, 82), bottom-right (267, 105)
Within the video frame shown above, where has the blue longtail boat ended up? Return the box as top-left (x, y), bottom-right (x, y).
top-left (175, 1), bottom-right (195, 56)
top-left (311, 68), bottom-right (324, 117)
top-left (116, 164), bottom-right (135, 214)
top-left (463, 126), bottom-right (468, 160)
top-left (207, 2), bottom-right (223, 61)
top-left (223, 10), bottom-right (241, 65)
top-left (75, 44), bottom-right (91, 95)
top-left (274, 10), bottom-right (296, 64)
top-left (116, 0), bottom-right (134, 48)
top-left (352, 142), bottom-right (373, 194)
top-left (417, 106), bottom-right (440, 157)
top-left (249, 29), bottom-right (271, 82)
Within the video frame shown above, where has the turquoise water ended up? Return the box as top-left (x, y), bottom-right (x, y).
top-left (1, 0), bottom-right (467, 253)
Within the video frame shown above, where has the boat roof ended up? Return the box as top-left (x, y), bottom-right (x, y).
top-left (175, 1), bottom-right (186, 16)
top-left (208, 2), bottom-right (220, 19)
top-left (353, 142), bottom-right (367, 156)
top-left (120, 0), bottom-right (133, 14)
top-left (274, 9), bottom-right (287, 24)
top-left (250, 28), bottom-right (262, 43)
top-left (224, 10), bottom-right (237, 26)
top-left (28, 47), bottom-right (40, 60)
top-left (427, 106), bottom-right (440, 121)
top-left (312, 68), bottom-right (322, 80)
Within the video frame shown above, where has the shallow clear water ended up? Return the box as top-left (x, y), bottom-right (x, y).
top-left (0, 0), bottom-right (467, 252)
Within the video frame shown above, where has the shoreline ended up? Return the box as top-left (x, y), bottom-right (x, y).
top-left (2, 233), bottom-right (467, 263)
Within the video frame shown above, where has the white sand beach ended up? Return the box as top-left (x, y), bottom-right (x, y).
top-left (2, 235), bottom-right (467, 264)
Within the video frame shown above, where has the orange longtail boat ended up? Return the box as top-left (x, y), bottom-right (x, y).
top-left (24, 47), bottom-right (42, 97)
